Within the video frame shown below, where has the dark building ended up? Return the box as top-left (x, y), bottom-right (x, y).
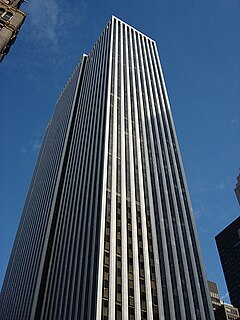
top-left (214, 304), bottom-right (239, 320)
top-left (216, 216), bottom-right (240, 309)
top-left (235, 174), bottom-right (240, 205)
top-left (0, 16), bottom-right (214, 319)
top-left (208, 280), bottom-right (222, 311)
top-left (0, 0), bottom-right (26, 61)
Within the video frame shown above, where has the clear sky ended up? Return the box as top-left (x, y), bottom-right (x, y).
top-left (0, 0), bottom-right (239, 302)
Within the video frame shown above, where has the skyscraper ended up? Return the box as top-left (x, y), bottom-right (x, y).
top-left (215, 216), bottom-right (240, 309)
top-left (0, 0), bottom-right (26, 62)
top-left (0, 16), bottom-right (214, 320)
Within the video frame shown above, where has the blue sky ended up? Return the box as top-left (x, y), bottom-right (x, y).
top-left (0, 0), bottom-right (239, 302)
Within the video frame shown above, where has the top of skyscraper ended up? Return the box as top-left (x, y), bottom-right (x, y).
top-left (110, 15), bottom-right (156, 42)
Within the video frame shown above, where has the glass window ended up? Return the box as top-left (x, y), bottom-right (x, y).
top-left (2, 11), bottom-right (13, 21)
top-left (0, 8), bottom-right (5, 16)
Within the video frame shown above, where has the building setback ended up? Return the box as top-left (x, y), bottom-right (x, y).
top-left (0, 16), bottom-right (214, 320)
top-left (215, 216), bottom-right (240, 309)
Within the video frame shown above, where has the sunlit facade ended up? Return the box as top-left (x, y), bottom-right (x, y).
top-left (0, 16), bottom-right (214, 320)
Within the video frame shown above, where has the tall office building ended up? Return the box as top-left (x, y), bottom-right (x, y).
top-left (0, 16), bottom-right (214, 320)
top-left (216, 216), bottom-right (240, 309)
top-left (0, 0), bottom-right (26, 61)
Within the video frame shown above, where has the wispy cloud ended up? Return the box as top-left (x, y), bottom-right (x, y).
top-left (26, 0), bottom-right (87, 51)
top-left (31, 139), bottom-right (41, 154)
top-left (199, 226), bottom-right (208, 234)
top-left (213, 182), bottom-right (225, 190)
top-left (19, 136), bottom-right (42, 160)
top-left (19, 146), bottom-right (27, 156)
top-left (195, 176), bottom-right (235, 194)
top-left (231, 118), bottom-right (239, 131)
top-left (220, 291), bottom-right (230, 303)
top-left (28, 0), bottom-right (59, 46)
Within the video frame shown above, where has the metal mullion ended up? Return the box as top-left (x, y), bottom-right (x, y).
top-left (45, 60), bottom-right (90, 316)
top-left (43, 82), bottom-right (84, 314)
top-left (41, 117), bottom-right (77, 317)
top-left (119, 21), bottom-right (129, 320)
top-left (2, 71), bottom-right (80, 317)
top-left (17, 121), bottom-right (67, 317)
top-left (1, 64), bottom-right (83, 319)
top-left (78, 34), bottom-right (106, 320)
top-left (56, 60), bottom-right (94, 316)
top-left (54, 71), bottom-right (92, 317)
top-left (20, 168), bottom-right (55, 316)
top-left (134, 32), bottom-right (165, 320)
top-left (50, 56), bottom-right (96, 318)
top-left (51, 131), bottom-right (81, 316)
top-left (6, 54), bottom-right (80, 318)
top-left (1, 124), bottom-right (50, 304)
top-left (130, 29), bottom-right (154, 320)
top-left (108, 18), bottom-right (118, 320)
top-left (38, 125), bottom-right (72, 296)
top-left (96, 18), bottom-right (114, 320)
top-left (79, 29), bottom-right (109, 320)
top-left (88, 28), bottom-right (111, 320)
top-left (75, 33), bottom-right (106, 319)
top-left (42, 88), bottom-right (81, 316)
top-left (143, 38), bottom-right (186, 319)
top-left (5, 135), bottom-right (56, 314)
top-left (152, 41), bottom-right (208, 313)
top-left (10, 142), bottom-right (59, 318)
top-left (85, 28), bottom-right (110, 320)
top-left (125, 26), bottom-right (142, 320)
top-left (58, 88), bottom-right (92, 318)
top-left (34, 93), bottom-right (79, 315)
top-left (31, 57), bottom-right (86, 319)
top-left (137, 33), bottom-right (176, 320)
top-left (142, 35), bottom-right (184, 318)
top-left (69, 45), bottom-right (102, 317)
top-left (148, 41), bottom-right (197, 319)
top-left (152, 43), bottom-right (211, 319)
top-left (57, 52), bottom-right (96, 317)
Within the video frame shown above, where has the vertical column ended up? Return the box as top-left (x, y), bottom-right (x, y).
top-left (137, 33), bottom-right (176, 320)
top-left (96, 18), bottom-right (114, 320)
top-left (119, 21), bottom-right (129, 320)
top-left (108, 18), bottom-right (118, 320)
top-left (129, 29), bottom-right (154, 320)
top-left (125, 26), bottom-right (142, 320)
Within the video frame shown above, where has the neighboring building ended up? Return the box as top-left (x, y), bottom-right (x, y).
top-left (0, 0), bottom-right (26, 62)
top-left (207, 281), bottom-right (240, 319)
top-left (235, 174), bottom-right (240, 205)
top-left (214, 303), bottom-right (240, 320)
top-left (0, 16), bottom-right (214, 319)
top-left (216, 216), bottom-right (240, 309)
top-left (208, 280), bottom-right (222, 311)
